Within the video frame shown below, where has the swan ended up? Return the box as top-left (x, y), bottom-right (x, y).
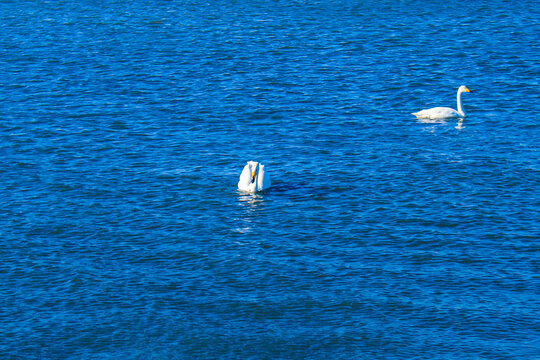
top-left (237, 161), bottom-right (271, 193)
top-left (412, 85), bottom-right (472, 119)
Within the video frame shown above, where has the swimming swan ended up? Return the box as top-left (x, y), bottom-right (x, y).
top-left (412, 85), bottom-right (472, 119)
top-left (238, 161), bottom-right (271, 193)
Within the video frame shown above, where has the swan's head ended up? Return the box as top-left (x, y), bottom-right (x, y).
top-left (459, 85), bottom-right (472, 93)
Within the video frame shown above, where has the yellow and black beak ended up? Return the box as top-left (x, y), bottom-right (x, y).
top-left (465, 87), bottom-right (472, 93)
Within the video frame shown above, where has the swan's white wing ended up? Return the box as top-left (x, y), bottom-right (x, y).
top-left (237, 163), bottom-right (253, 192)
top-left (257, 164), bottom-right (271, 191)
top-left (412, 107), bottom-right (460, 119)
top-left (238, 161), bottom-right (260, 193)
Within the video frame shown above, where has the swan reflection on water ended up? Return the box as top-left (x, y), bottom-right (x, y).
top-left (237, 193), bottom-right (266, 209)
top-left (416, 117), bottom-right (448, 124)
top-left (416, 117), bottom-right (466, 130)
top-left (234, 193), bottom-right (267, 235)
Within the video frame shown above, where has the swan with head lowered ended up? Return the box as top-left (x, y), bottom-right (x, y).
top-left (412, 85), bottom-right (472, 119)
top-left (237, 161), bottom-right (271, 193)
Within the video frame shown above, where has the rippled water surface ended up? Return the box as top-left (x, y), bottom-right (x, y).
top-left (1, 1), bottom-right (539, 359)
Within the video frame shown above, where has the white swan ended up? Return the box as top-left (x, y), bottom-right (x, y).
top-left (412, 85), bottom-right (472, 119)
top-left (237, 161), bottom-right (271, 193)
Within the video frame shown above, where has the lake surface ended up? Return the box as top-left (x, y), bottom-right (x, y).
top-left (1, 0), bottom-right (539, 359)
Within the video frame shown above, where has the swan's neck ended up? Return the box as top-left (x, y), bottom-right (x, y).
top-left (457, 89), bottom-right (465, 117)
top-left (251, 164), bottom-right (259, 188)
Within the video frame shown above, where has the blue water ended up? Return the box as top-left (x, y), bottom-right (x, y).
top-left (1, 0), bottom-right (539, 359)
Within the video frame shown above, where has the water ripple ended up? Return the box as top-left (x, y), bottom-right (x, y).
top-left (1, 0), bottom-right (539, 359)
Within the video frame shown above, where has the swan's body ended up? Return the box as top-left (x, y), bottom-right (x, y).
top-left (238, 161), bottom-right (271, 193)
top-left (412, 85), bottom-right (472, 119)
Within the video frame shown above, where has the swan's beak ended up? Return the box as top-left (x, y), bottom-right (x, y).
top-left (465, 87), bottom-right (472, 93)
top-left (251, 171), bottom-right (256, 183)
